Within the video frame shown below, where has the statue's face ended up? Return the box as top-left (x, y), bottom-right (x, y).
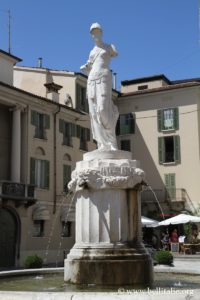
top-left (91, 28), bottom-right (102, 44)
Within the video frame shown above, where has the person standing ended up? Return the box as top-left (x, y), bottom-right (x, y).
top-left (170, 229), bottom-right (178, 243)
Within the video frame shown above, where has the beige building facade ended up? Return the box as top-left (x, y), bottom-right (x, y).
top-left (0, 50), bottom-right (96, 268)
top-left (2, 50), bottom-right (200, 268)
top-left (117, 75), bottom-right (200, 218)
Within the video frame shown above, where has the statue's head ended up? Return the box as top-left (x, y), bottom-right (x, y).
top-left (90, 23), bottom-right (103, 44)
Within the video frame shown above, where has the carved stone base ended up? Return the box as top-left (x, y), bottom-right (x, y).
top-left (64, 244), bottom-right (153, 286)
top-left (64, 151), bottom-right (153, 286)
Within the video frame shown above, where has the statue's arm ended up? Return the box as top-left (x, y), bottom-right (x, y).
top-left (110, 44), bottom-right (118, 57)
top-left (80, 51), bottom-right (93, 75)
top-left (80, 61), bottom-right (92, 74)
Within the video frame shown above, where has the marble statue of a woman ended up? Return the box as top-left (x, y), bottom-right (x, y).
top-left (80, 23), bottom-right (119, 151)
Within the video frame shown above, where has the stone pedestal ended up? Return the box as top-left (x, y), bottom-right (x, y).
top-left (64, 150), bottom-right (153, 286)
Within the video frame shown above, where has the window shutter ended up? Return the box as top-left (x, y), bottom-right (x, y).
top-left (86, 128), bottom-right (90, 141)
top-left (85, 93), bottom-right (89, 113)
top-left (157, 110), bottom-right (163, 132)
top-left (67, 123), bottom-right (72, 137)
top-left (63, 165), bottom-right (71, 191)
top-left (170, 173), bottom-right (176, 188)
top-left (31, 110), bottom-right (38, 126)
top-left (59, 119), bottom-right (65, 133)
top-left (158, 137), bottom-right (165, 164)
top-left (164, 174), bottom-right (170, 188)
top-left (44, 160), bottom-right (50, 189)
top-left (174, 135), bottom-right (181, 163)
top-left (116, 118), bottom-right (120, 136)
top-left (44, 114), bottom-right (50, 129)
top-left (76, 125), bottom-right (81, 138)
top-left (165, 173), bottom-right (176, 199)
top-left (71, 123), bottom-right (76, 136)
top-left (130, 114), bottom-right (135, 134)
top-left (30, 157), bottom-right (36, 185)
top-left (76, 84), bottom-right (81, 110)
top-left (174, 108), bottom-right (179, 130)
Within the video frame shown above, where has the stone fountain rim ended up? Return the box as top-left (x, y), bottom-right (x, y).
top-left (0, 268), bottom-right (199, 300)
top-left (0, 266), bottom-right (200, 278)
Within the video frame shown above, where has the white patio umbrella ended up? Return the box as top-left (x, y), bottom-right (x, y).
top-left (159, 214), bottom-right (200, 226)
top-left (141, 216), bottom-right (159, 228)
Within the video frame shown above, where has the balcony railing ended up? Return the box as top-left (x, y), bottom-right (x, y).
top-left (141, 188), bottom-right (186, 203)
top-left (166, 188), bottom-right (187, 202)
top-left (0, 181), bottom-right (37, 207)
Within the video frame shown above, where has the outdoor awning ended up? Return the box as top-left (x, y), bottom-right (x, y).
top-left (60, 206), bottom-right (75, 222)
top-left (141, 216), bottom-right (159, 228)
top-left (32, 205), bottom-right (50, 221)
top-left (159, 213), bottom-right (200, 226)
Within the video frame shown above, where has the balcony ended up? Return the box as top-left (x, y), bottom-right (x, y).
top-left (141, 188), bottom-right (186, 204)
top-left (0, 181), bottom-right (37, 207)
top-left (165, 188), bottom-right (187, 202)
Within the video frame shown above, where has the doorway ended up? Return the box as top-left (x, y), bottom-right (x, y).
top-left (0, 207), bottom-right (19, 268)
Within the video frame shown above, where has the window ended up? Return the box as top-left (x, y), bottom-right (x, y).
top-left (30, 158), bottom-right (50, 189)
top-left (116, 113), bottom-right (135, 135)
top-left (33, 220), bottom-right (44, 237)
top-left (157, 108), bottom-right (179, 131)
top-left (63, 164), bottom-right (71, 192)
top-left (158, 136), bottom-right (180, 164)
top-left (76, 84), bottom-right (89, 112)
top-left (138, 85), bottom-right (148, 90)
top-left (76, 125), bottom-right (90, 151)
top-left (31, 110), bottom-right (50, 139)
top-left (165, 173), bottom-right (176, 200)
top-left (61, 221), bottom-right (72, 237)
top-left (120, 140), bottom-right (131, 151)
top-left (59, 120), bottom-right (76, 147)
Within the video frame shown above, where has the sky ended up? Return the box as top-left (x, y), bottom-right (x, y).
top-left (0, 0), bottom-right (200, 88)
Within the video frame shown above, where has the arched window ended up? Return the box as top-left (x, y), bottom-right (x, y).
top-left (63, 153), bottom-right (71, 161)
top-left (35, 147), bottom-right (45, 156)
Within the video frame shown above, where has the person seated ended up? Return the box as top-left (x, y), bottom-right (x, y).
top-left (161, 232), bottom-right (169, 250)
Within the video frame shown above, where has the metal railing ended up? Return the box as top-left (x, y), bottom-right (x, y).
top-left (141, 188), bottom-right (186, 203)
top-left (0, 181), bottom-right (36, 206)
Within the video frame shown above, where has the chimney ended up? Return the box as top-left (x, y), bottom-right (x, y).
top-left (113, 72), bottom-right (117, 90)
top-left (44, 82), bottom-right (63, 103)
top-left (38, 57), bottom-right (43, 68)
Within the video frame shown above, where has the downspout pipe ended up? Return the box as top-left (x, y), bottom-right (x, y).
top-left (53, 105), bottom-right (61, 214)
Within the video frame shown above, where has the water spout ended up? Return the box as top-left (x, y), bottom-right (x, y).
top-left (142, 182), bottom-right (165, 220)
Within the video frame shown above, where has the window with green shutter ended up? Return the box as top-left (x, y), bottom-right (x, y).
top-left (165, 173), bottom-right (176, 200)
top-left (31, 110), bottom-right (50, 139)
top-left (76, 125), bottom-right (90, 151)
top-left (158, 135), bottom-right (181, 164)
top-left (30, 157), bottom-right (50, 189)
top-left (157, 108), bottom-right (179, 132)
top-left (59, 119), bottom-right (76, 147)
top-left (76, 84), bottom-right (89, 113)
top-left (116, 113), bottom-right (135, 136)
top-left (63, 164), bottom-right (71, 192)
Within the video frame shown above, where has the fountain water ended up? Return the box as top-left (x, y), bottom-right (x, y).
top-left (142, 183), bottom-right (165, 220)
top-left (44, 191), bottom-right (75, 265)
top-left (55, 192), bottom-right (76, 267)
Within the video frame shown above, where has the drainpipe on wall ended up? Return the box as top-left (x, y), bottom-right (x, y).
top-left (53, 105), bottom-right (61, 214)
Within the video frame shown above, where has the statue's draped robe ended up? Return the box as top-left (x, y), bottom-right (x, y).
top-left (87, 44), bottom-right (119, 150)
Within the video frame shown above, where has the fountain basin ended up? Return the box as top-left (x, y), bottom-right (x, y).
top-left (0, 268), bottom-right (199, 299)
